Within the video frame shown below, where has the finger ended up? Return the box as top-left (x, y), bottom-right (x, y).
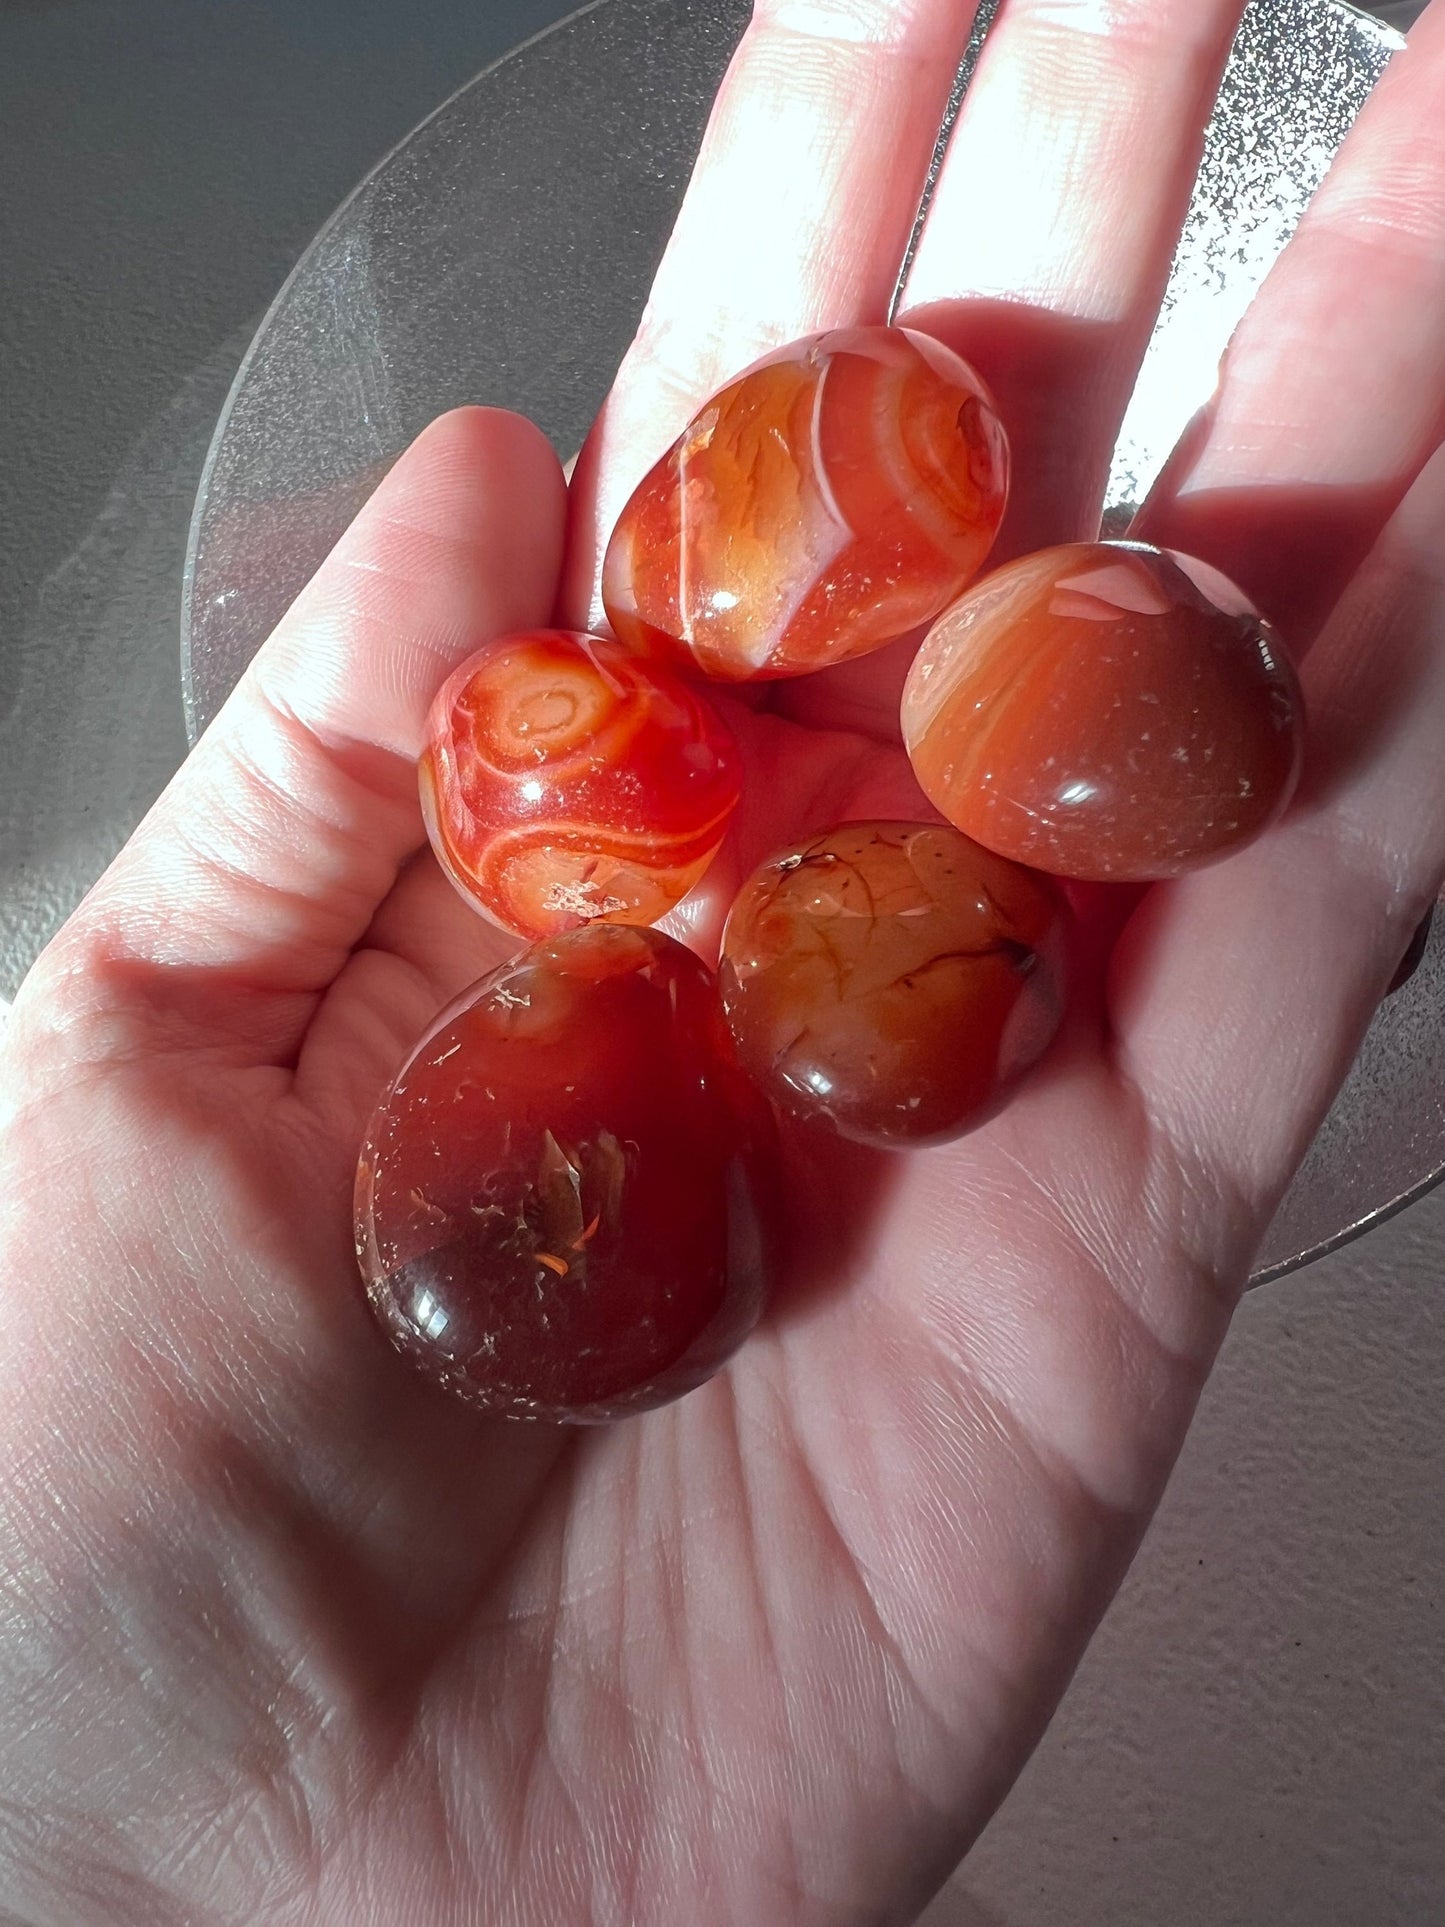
top-left (1134, 0), bottom-right (1445, 643)
top-left (25, 409), bottom-right (567, 1062)
top-left (561, 0), bottom-right (983, 628)
top-left (782, 0), bottom-right (1249, 741)
top-left (899, 0), bottom-right (1249, 561)
top-left (1115, 438), bottom-right (1445, 1298)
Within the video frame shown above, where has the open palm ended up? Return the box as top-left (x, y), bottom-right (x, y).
top-left (5, 3), bottom-right (1445, 1922)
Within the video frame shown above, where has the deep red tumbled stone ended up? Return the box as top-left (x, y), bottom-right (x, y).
top-left (355, 926), bottom-right (775, 1422)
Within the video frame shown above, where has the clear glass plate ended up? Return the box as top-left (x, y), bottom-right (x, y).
top-left (181, 0), bottom-right (1444, 1284)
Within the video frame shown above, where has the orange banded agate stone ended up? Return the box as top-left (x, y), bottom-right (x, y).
top-left (719, 822), bottom-right (1069, 1147)
top-left (420, 629), bottom-right (741, 941)
top-left (902, 542), bottom-right (1305, 881)
top-left (602, 325), bottom-right (1009, 681)
top-left (356, 925), bottom-right (776, 1422)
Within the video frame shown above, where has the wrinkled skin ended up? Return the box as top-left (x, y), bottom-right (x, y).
top-left (4, 3), bottom-right (1445, 1922)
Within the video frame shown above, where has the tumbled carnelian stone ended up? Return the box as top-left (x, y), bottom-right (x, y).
top-left (719, 822), bottom-right (1069, 1147)
top-left (602, 324), bottom-right (1009, 681)
top-left (355, 926), bottom-right (775, 1423)
top-left (420, 629), bottom-right (741, 941)
top-left (902, 542), bottom-right (1305, 881)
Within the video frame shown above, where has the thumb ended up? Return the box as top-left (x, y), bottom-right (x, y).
top-left (18, 407), bottom-right (566, 1066)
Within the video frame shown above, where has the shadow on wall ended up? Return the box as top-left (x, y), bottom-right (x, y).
top-left (914, 1187), bottom-right (1445, 1927)
top-left (0, 337), bottom-right (248, 999)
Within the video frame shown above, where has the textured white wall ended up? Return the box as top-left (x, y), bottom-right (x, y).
top-left (923, 1184), bottom-right (1445, 1926)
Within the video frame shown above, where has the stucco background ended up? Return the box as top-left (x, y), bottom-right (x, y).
top-left (1, 3), bottom-right (1438, 1921)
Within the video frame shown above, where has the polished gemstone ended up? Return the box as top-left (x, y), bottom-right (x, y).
top-left (719, 821), bottom-right (1069, 1147)
top-left (901, 542), bottom-right (1305, 880)
top-left (420, 629), bottom-right (741, 940)
top-left (356, 926), bottom-right (774, 1422)
top-left (602, 325), bottom-right (1009, 681)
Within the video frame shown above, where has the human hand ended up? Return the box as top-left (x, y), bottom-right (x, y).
top-left (3, 3), bottom-right (1445, 1922)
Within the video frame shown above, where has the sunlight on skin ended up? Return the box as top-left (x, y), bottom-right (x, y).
top-left (562, 0), bottom-right (987, 631)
